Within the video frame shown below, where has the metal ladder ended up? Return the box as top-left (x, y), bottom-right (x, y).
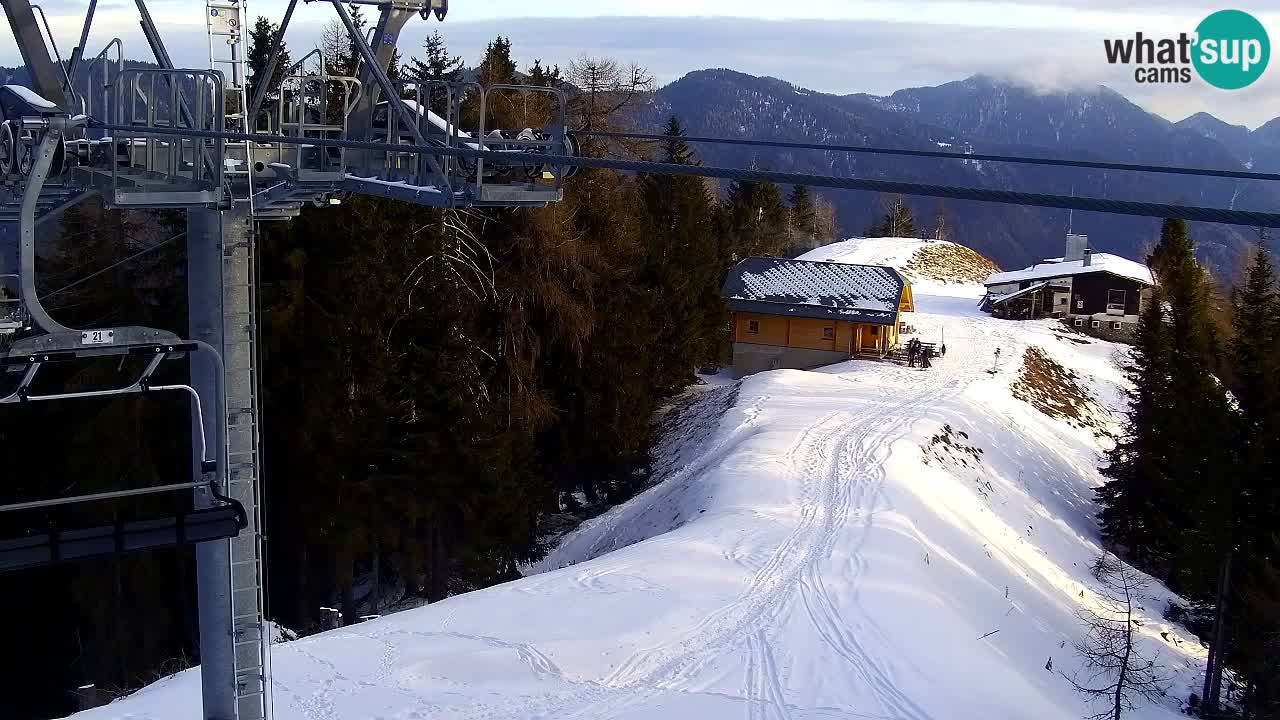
top-left (224, 210), bottom-right (270, 720)
top-left (208, 2), bottom-right (271, 718)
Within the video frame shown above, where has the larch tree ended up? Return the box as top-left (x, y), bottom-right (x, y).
top-left (1065, 554), bottom-right (1171, 720)
top-left (866, 194), bottom-right (917, 238)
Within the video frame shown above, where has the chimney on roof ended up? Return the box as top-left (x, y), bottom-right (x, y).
top-left (1083, 248), bottom-right (1093, 267)
top-left (1065, 233), bottom-right (1088, 263)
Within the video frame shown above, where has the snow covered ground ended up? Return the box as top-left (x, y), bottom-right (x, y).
top-left (71, 238), bottom-right (1204, 720)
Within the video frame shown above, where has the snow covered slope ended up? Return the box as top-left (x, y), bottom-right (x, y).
top-left (72, 238), bottom-right (1204, 720)
top-left (803, 236), bottom-right (1001, 293)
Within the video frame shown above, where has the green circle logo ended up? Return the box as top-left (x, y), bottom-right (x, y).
top-left (1193, 10), bottom-right (1270, 90)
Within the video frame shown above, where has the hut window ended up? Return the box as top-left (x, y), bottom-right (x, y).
top-left (823, 327), bottom-right (834, 339)
top-left (1091, 320), bottom-right (1101, 329)
top-left (1107, 289), bottom-right (1126, 310)
top-left (1074, 318), bottom-right (1084, 327)
top-left (1112, 321), bottom-right (1123, 330)
top-left (747, 320), bottom-right (760, 334)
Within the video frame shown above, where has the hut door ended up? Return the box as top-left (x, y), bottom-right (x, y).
top-left (861, 325), bottom-right (879, 351)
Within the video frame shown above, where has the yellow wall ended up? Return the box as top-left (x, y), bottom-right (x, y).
top-left (786, 317), bottom-right (835, 351)
top-left (735, 313), bottom-right (788, 346)
top-left (735, 312), bottom-right (903, 354)
top-left (835, 322), bottom-right (856, 354)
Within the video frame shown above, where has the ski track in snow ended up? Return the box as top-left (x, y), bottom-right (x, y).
top-left (70, 239), bottom-right (1204, 720)
top-left (553, 315), bottom-right (997, 720)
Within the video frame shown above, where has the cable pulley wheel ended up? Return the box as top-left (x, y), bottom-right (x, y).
top-left (0, 121), bottom-right (15, 176)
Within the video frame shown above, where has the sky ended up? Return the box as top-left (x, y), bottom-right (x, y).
top-left (5, 1), bottom-right (1280, 128)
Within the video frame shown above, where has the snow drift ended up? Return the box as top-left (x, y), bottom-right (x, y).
top-left (70, 237), bottom-right (1205, 720)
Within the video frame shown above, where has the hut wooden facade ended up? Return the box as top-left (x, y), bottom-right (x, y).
top-left (722, 257), bottom-right (914, 378)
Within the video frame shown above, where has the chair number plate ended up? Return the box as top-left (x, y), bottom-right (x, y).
top-left (82, 330), bottom-right (115, 345)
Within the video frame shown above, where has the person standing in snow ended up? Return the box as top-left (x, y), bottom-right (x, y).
top-left (921, 345), bottom-right (932, 369)
top-left (908, 339), bottom-right (918, 367)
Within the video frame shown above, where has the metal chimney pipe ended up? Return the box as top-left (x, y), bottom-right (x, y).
top-left (1083, 248), bottom-right (1092, 267)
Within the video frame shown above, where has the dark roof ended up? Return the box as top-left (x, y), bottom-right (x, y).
top-left (721, 256), bottom-right (906, 325)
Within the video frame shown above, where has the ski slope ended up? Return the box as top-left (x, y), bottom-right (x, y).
top-left (72, 238), bottom-right (1204, 720)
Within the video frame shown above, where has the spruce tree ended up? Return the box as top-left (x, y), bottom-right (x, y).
top-left (246, 16), bottom-right (291, 123)
top-left (1154, 219), bottom-right (1236, 594)
top-left (787, 185), bottom-right (816, 256)
top-left (477, 35), bottom-right (516, 85)
top-left (725, 179), bottom-right (788, 258)
top-left (342, 4), bottom-right (366, 76)
top-left (1237, 538), bottom-right (1280, 717)
top-left (1229, 241), bottom-right (1279, 557)
top-left (471, 36), bottom-right (518, 128)
top-left (407, 31), bottom-right (464, 115)
top-left (1098, 287), bottom-right (1175, 567)
top-left (641, 116), bottom-right (725, 390)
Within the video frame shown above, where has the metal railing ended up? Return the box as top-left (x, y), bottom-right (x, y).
top-left (112, 68), bottom-right (224, 191)
top-left (271, 50), bottom-right (361, 176)
top-left (367, 81), bottom-right (570, 202)
top-left (80, 38), bottom-right (124, 124)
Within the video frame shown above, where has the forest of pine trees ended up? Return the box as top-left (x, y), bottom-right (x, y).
top-left (1096, 219), bottom-right (1280, 717)
top-left (0, 31), bottom-right (837, 719)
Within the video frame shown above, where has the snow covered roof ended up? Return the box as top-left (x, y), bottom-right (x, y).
top-left (989, 281), bottom-right (1049, 305)
top-left (985, 253), bottom-right (1154, 287)
top-left (722, 256), bottom-right (906, 325)
top-left (1, 84), bottom-right (56, 110)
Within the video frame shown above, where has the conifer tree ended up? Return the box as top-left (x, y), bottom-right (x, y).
top-left (787, 185), bottom-right (816, 256)
top-left (725, 179), bottom-right (788, 258)
top-left (407, 31), bottom-right (464, 115)
top-left (1098, 287), bottom-right (1174, 566)
top-left (1237, 539), bottom-right (1280, 717)
top-left (641, 116), bottom-right (725, 390)
top-left (246, 16), bottom-right (291, 124)
top-left (1229, 240), bottom-right (1279, 557)
top-left (1152, 219), bottom-right (1236, 593)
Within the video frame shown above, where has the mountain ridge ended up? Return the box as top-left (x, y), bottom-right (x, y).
top-left (649, 69), bottom-right (1278, 274)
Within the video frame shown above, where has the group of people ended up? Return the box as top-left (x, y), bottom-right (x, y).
top-left (907, 338), bottom-right (934, 369)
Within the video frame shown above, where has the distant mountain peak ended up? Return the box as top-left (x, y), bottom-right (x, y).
top-left (1178, 111), bottom-right (1242, 128)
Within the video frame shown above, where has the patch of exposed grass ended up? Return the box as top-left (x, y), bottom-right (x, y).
top-left (906, 242), bottom-right (1001, 285)
top-left (1011, 346), bottom-right (1109, 436)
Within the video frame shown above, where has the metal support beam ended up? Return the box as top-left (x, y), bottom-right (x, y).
top-left (246, 0), bottom-right (299, 128)
top-left (188, 206), bottom-right (237, 720)
top-left (1, 0), bottom-right (71, 109)
top-left (133, 0), bottom-right (175, 67)
top-left (346, 4), bottom-right (416, 138)
top-left (331, 1), bottom-right (425, 146)
top-left (66, 0), bottom-right (100, 82)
